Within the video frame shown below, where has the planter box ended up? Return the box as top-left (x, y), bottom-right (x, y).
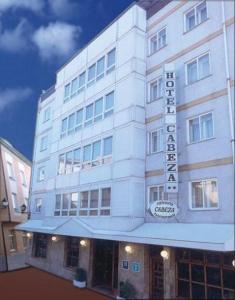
top-left (73, 280), bottom-right (86, 288)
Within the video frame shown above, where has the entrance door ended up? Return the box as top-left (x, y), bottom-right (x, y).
top-left (92, 239), bottom-right (118, 292)
top-left (150, 247), bottom-right (164, 299)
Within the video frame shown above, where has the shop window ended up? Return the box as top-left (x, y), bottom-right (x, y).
top-left (176, 249), bottom-right (235, 299)
top-left (34, 234), bottom-right (48, 258)
top-left (65, 237), bottom-right (79, 268)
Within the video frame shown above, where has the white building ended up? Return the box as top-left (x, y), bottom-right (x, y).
top-left (18, 1), bottom-right (235, 299)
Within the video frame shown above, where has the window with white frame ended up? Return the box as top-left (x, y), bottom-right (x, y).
top-left (78, 71), bottom-right (86, 92)
top-left (149, 185), bottom-right (166, 206)
top-left (100, 187), bottom-right (111, 215)
top-left (188, 112), bottom-right (213, 143)
top-left (96, 56), bottom-right (105, 80)
top-left (40, 135), bottom-right (48, 151)
top-left (185, 1), bottom-right (207, 32)
top-left (150, 128), bottom-right (164, 153)
top-left (35, 198), bottom-right (42, 213)
top-left (9, 230), bottom-right (17, 251)
top-left (60, 92), bottom-right (114, 138)
top-left (54, 193), bottom-right (78, 216)
top-left (87, 63), bottom-right (96, 87)
top-left (37, 166), bottom-right (45, 181)
top-left (79, 188), bottom-right (111, 216)
top-left (64, 83), bottom-right (70, 102)
top-left (190, 179), bottom-right (218, 209)
top-left (12, 193), bottom-right (19, 212)
top-left (61, 118), bottom-right (67, 138)
top-left (20, 170), bottom-right (27, 186)
top-left (149, 77), bottom-right (163, 102)
top-left (186, 53), bottom-right (210, 84)
top-left (150, 27), bottom-right (166, 55)
top-left (107, 48), bottom-right (116, 73)
top-left (83, 144), bottom-right (92, 164)
top-left (94, 98), bottom-right (103, 122)
top-left (103, 136), bottom-right (113, 157)
top-left (104, 91), bottom-right (114, 117)
top-left (68, 113), bottom-right (76, 135)
top-left (85, 103), bottom-right (94, 127)
top-left (43, 107), bottom-right (51, 123)
top-left (65, 151), bottom-right (73, 174)
top-left (58, 148), bottom-right (81, 175)
top-left (75, 109), bottom-right (83, 131)
top-left (73, 148), bottom-right (81, 172)
top-left (58, 137), bottom-right (112, 174)
top-left (92, 140), bottom-right (101, 166)
top-left (7, 161), bottom-right (14, 179)
top-left (71, 77), bottom-right (78, 97)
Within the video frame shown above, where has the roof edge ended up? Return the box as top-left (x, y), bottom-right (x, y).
top-left (0, 138), bottom-right (32, 166)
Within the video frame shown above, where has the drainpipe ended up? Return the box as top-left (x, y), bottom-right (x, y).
top-left (27, 99), bottom-right (40, 220)
top-left (221, 0), bottom-right (234, 163)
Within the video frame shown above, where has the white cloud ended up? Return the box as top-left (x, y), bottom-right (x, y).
top-left (0, 19), bottom-right (32, 53)
top-left (0, 87), bottom-right (32, 113)
top-left (32, 22), bottom-right (81, 61)
top-left (48, 0), bottom-right (79, 19)
top-left (0, 0), bottom-right (44, 13)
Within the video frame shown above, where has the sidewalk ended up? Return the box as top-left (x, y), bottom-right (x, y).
top-left (0, 267), bottom-right (111, 300)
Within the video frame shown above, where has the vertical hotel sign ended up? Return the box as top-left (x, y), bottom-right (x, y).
top-left (164, 64), bottom-right (178, 193)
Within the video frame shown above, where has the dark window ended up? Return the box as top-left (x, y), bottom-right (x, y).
top-left (178, 263), bottom-right (189, 280)
top-left (192, 265), bottom-right (204, 282)
top-left (178, 280), bottom-right (190, 298)
top-left (176, 249), bottom-right (235, 299)
top-left (34, 234), bottom-right (48, 258)
top-left (66, 237), bottom-right (79, 268)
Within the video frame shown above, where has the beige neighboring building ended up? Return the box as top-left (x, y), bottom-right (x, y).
top-left (0, 138), bottom-right (31, 271)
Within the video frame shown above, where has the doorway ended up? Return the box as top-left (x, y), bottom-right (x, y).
top-left (92, 239), bottom-right (119, 293)
top-left (150, 246), bottom-right (164, 299)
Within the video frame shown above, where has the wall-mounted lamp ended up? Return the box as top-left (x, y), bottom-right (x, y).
top-left (160, 250), bottom-right (169, 260)
top-left (26, 232), bottom-right (33, 239)
top-left (51, 236), bottom-right (58, 242)
top-left (232, 260), bottom-right (235, 267)
top-left (125, 245), bottom-right (133, 254)
top-left (80, 239), bottom-right (87, 247)
top-left (1, 198), bottom-right (9, 208)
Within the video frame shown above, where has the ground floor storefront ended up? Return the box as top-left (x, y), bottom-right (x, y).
top-left (24, 233), bottom-right (235, 299)
top-left (0, 222), bottom-right (27, 271)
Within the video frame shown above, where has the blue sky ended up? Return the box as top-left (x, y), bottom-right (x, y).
top-left (0, 0), bottom-right (133, 160)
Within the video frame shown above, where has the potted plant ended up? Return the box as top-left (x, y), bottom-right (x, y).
top-left (117, 280), bottom-right (137, 299)
top-left (73, 268), bottom-right (87, 288)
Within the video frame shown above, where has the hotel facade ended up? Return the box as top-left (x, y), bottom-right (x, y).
top-left (18, 1), bottom-right (235, 298)
top-left (0, 138), bottom-right (31, 271)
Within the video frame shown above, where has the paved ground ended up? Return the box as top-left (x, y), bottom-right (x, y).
top-left (0, 267), bottom-right (111, 300)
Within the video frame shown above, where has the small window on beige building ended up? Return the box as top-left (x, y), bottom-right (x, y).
top-left (9, 230), bottom-right (17, 252)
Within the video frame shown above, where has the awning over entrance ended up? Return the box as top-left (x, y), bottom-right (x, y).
top-left (16, 219), bottom-right (234, 252)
